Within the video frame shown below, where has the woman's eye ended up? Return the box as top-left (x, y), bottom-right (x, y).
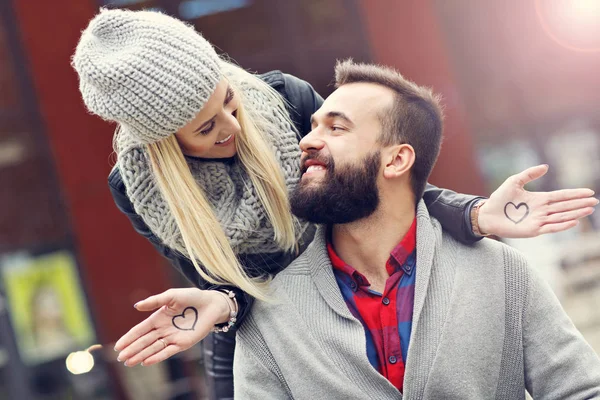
top-left (232, 109), bottom-right (238, 118)
top-left (225, 87), bottom-right (234, 104)
top-left (331, 126), bottom-right (344, 131)
top-left (199, 121), bottom-right (215, 135)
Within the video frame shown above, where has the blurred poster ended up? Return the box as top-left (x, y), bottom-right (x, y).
top-left (0, 251), bottom-right (95, 365)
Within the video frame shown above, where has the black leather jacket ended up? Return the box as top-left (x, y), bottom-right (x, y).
top-left (107, 71), bottom-right (484, 328)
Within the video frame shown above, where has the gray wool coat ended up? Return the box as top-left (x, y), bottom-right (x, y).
top-left (233, 202), bottom-right (600, 399)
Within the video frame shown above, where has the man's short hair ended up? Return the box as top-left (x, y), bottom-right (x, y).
top-left (334, 60), bottom-right (444, 200)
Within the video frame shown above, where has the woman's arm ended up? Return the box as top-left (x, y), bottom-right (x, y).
top-left (426, 165), bottom-right (597, 243)
top-left (475, 165), bottom-right (597, 238)
top-left (279, 72), bottom-right (323, 137)
top-left (114, 287), bottom-right (234, 367)
top-left (108, 167), bottom-right (253, 329)
top-left (422, 184), bottom-right (485, 244)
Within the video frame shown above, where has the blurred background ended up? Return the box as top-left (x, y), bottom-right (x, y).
top-left (0, 0), bottom-right (599, 398)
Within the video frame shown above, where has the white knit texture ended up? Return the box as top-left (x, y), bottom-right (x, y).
top-left (73, 9), bottom-right (305, 259)
top-left (116, 78), bottom-right (303, 257)
top-left (73, 8), bottom-right (221, 144)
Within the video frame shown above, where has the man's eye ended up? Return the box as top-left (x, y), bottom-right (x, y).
top-left (199, 121), bottom-right (215, 135)
top-left (331, 126), bottom-right (344, 131)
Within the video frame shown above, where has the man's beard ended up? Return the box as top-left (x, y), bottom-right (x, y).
top-left (290, 150), bottom-right (381, 224)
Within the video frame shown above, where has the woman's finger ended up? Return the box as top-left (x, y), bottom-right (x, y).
top-left (544, 208), bottom-right (595, 225)
top-left (114, 308), bottom-right (162, 351)
top-left (124, 337), bottom-right (167, 367)
top-left (546, 197), bottom-right (599, 214)
top-left (134, 289), bottom-right (175, 312)
top-left (141, 344), bottom-right (181, 367)
top-left (538, 220), bottom-right (579, 235)
top-left (546, 188), bottom-right (595, 204)
top-left (118, 329), bottom-right (160, 363)
top-left (513, 164), bottom-right (549, 187)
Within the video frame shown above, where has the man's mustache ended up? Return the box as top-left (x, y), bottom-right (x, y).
top-left (300, 151), bottom-right (331, 174)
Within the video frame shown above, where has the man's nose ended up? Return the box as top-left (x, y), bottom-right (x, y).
top-left (299, 129), bottom-right (325, 153)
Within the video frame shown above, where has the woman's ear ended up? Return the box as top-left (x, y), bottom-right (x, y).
top-left (383, 144), bottom-right (415, 179)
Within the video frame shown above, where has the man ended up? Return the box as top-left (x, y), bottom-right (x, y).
top-left (233, 60), bottom-right (600, 399)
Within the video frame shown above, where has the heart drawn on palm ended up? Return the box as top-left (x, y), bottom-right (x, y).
top-left (504, 202), bottom-right (530, 224)
top-left (172, 307), bottom-right (198, 331)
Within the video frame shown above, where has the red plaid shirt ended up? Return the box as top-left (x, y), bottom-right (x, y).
top-left (328, 219), bottom-right (417, 392)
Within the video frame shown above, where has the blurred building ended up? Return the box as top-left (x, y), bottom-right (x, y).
top-left (0, 0), bottom-right (598, 398)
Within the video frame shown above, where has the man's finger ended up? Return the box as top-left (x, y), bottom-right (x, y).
top-left (547, 188), bottom-right (596, 204)
top-left (114, 308), bottom-right (162, 351)
top-left (514, 164), bottom-right (549, 187)
top-left (538, 220), bottom-right (579, 235)
top-left (544, 208), bottom-right (595, 224)
top-left (134, 290), bottom-right (175, 312)
top-left (546, 198), bottom-right (599, 214)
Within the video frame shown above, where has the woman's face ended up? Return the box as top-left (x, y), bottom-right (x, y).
top-left (175, 78), bottom-right (241, 158)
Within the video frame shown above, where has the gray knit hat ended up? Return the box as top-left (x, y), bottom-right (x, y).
top-left (72, 9), bottom-right (306, 259)
top-left (72, 8), bottom-right (222, 144)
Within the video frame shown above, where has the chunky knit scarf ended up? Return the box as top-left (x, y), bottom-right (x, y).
top-left (116, 83), bottom-right (304, 257)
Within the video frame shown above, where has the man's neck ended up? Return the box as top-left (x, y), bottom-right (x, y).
top-left (331, 196), bottom-right (416, 292)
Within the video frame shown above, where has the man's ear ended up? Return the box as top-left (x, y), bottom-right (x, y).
top-left (383, 144), bottom-right (415, 179)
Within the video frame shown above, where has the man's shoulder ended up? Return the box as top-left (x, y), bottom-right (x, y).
top-left (439, 228), bottom-right (531, 278)
top-left (270, 244), bottom-right (315, 286)
top-left (251, 241), bottom-right (323, 317)
top-left (475, 236), bottom-right (531, 269)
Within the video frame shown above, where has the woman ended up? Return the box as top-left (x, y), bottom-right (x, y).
top-left (72, 9), bottom-right (596, 399)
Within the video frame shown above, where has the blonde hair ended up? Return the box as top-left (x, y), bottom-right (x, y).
top-left (143, 62), bottom-right (297, 299)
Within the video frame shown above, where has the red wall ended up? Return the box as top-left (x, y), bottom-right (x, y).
top-left (11, 0), bottom-right (171, 344)
top-left (358, 0), bottom-right (486, 196)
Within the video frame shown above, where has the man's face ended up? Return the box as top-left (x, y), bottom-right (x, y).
top-left (290, 83), bottom-right (395, 224)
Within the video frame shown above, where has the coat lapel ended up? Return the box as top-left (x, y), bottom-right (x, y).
top-left (403, 201), bottom-right (441, 399)
top-left (411, 202), bottom-right (438, 335)
top-left (304, 203), bottom-right (442, 399)
top-left (307, 202), bottom-right (439, 326)
top-left (308, 225), bottom-right (357, 321)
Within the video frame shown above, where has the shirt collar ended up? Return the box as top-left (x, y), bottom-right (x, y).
top-left (327, 241), bottom-right (370, 288)
top-left (327, 218), bottom-right (417, 286)
top-left (389, 218), bottom-right (417, 276)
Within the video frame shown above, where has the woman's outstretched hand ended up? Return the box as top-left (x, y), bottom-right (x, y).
top-left (478, 164), bottom-right (598, 238)
top-left (114, 288), bottom-right (231, 367)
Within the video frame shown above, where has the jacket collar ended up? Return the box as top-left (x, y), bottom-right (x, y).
top-left (308, 201), bottom-right (438, 325)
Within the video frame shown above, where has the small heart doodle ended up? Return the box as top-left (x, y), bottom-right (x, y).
top-left (504, 202), bottom-right (530, 224)
top-left (172, 306), bottom-right (198, 331)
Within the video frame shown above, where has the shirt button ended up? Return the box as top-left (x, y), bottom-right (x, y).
top-left (389, 356), bottom-right (397, 364)
top-left (350, 281), bottom-right (358, 291)
top-left (382, 297), bottom-right (390, 305)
